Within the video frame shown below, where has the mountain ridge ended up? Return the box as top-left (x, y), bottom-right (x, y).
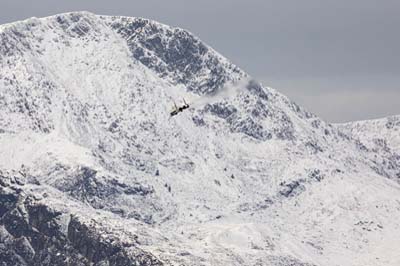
top-left (0, 11), bottom-right (400, 266)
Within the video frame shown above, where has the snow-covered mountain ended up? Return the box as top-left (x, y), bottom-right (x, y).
top-left (0, 12), bottom-right (399, 266)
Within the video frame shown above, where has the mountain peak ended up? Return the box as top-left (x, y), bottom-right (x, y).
top-left (1, 12), bottom-right (400, 266)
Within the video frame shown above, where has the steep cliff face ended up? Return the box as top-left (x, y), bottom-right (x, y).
top-left (0, 174), bottom-right (161, 266)
top-left (0, 12), bottom-right (400, 266)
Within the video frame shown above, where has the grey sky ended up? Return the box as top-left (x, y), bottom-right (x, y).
top-left (1, 0), bottom-right (399, 122)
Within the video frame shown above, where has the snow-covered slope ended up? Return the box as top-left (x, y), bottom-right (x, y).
top-left (339, 115), bottom-right (400, 153)
top-left (338, 116), bottom-right (400, 180)
top-left (1, 12), bottom-right (400, 266)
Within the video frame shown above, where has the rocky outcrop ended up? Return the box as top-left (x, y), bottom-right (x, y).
top-left (108, 16), bottom-right (244, 94)
top-left (0, 177), bottom-right (162, 266)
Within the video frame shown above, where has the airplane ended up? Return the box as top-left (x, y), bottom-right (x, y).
top-left (170, 98), bottom-right (189, 117)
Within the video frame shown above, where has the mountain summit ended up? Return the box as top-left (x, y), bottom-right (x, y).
top-left (0, 12), bottom-right (399, 266)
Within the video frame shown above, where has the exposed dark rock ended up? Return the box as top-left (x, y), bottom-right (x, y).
top-left (57, 166), bottom-right (153, 202)
top-left (274, 112), bottom-right (296, 141)
top-left (309, 169), bottom-right (324, 182)
top-left (355, 140), bottom-right (369, 152)
top-left (250, 100), bottom-right (270, 119)
top-left (279, 180), bottom-right (306, 198)
top-left (110, 17), bottom-right (243, 95)
top-left (231, 117), bottom-right (272, 141)
top-left (192, 115), bottom-right (206, 127)
top-left (305, 140), bottom-right (324, 153)
top-left (386, 116), bottom-right (400, 129)
top-left (204, 102), bottom-right (238, 119)
top-left (0, 180), bottom-right (162, 266)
